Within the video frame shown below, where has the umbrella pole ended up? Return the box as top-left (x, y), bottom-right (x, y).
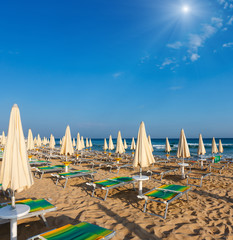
top-left (140, 167), bottom-right (142, 177)
top-left (12, 190), bottom-right (16, 209)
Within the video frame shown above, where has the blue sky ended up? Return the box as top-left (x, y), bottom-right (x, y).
top-left (0, 0), bottom-right (233, 138)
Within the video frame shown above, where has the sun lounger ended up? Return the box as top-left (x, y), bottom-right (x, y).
top-left (147, 167), bottom-right (178, 181)
top-left (0, 198), bottom-right (56, 227)
top-left (34, 165), bottom-right (66, 179)
top-left (28, 221), bottom-right (116, 240)
top-left (138, 184), bottom-right (192, 219)
top-left (29, 160), bottom-right (51, 166)
top-left (51, 170), bottom-right (97, 188)
top-left (186, 171), bottom-right (211, 187)
top-left (87, 176), bottom-right (136, 201)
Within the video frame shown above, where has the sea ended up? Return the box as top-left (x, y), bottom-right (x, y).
top-left (55, 138), bottom-right (233, 159)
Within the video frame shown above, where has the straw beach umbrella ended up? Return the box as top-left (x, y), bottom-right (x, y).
top-left (108, 135), bottom-right (114, 150)
top-left (219, 139), bottom-right (223, 153)
top-left (0, 104), bottom-right (34, 239)
top-left (133, 122), bottom-right (155, 194)
top-left (197, 134), bottom-right (206, 156)
top-left (103, 138), bottom-right (108, 152)
top-left (115, 131), bottom-right (125, 154)
top-left (60, 125), bottom-right (74, 157)
top-left (165, 137), bottom-right (171, 159)
top-left (124, 139), bottom-right (128, 150)
top-left (212, 137), bottom-right (218, 154)
top-left (148, 135), bottom-right (154, 152)
top-left (27, 129), bottom-right (34, 150)
top-left (1, 131), bottom-right (6, 145)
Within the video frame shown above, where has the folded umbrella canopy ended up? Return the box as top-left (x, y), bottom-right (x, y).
top-left (27, 129), bottom-right (34, 150)
top-left (212, 137), bottom-right (218, 154)
top-left (76, 133), bottom-right (82, 151)
top-left (60, 125), bottom-right (74, 156)
top-left (1, 131), bottom-right (6, 145)
top-left (108, 135), bottom-right (114, 150)
top-left (165, 137), bottom-right (171, 153)
top-left (124, 139), bottom-right (128, 150)
top-left (177, 129), bottom-right (190, 160)
top-left (37, 134), bottom-right (41, 147)
top-left (89, 138), bottom-right (93, 148)
top-left (219, 139), bottom-right (223, 153)
top-left (115, 131), bottom-right (125, 154)
top-left (197, 134), bottom-right (206, 156)
top-left (86, 138), bottom-right (89, 148)
top-left (133, 122), bottom-right (155, 171)
top-left (131, 137), bottom-right (136, 150)
top-left (147, 135), bottom-right (154, 152)
top-left (103, 138), bottom-right (108, 151)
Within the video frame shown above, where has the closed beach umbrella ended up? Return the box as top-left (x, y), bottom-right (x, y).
top-left (60, 125), bottom-right (74, 156)
top-left (115, 131), bottom-right (125, 154)
top-left (27, 129), bottom-right (34, 150)
top-left (131, 137), bottom-right (136, 150)
top-left (0, 104), bottom-right (34, 239)
top-left (81, 136), bottom-right (85, 149)
top-left (42, 137), bottom-right (47, 145)
top-left (49, 134), bottom-right (55, 149)
top-left (103, 138), bottom-right (108, 150)
top-left (212, 137), bottom-right (218, 154)
top-left (34, 137), bottom-right (37, 145)
top-left (72, 138), bottom-right (76, 147)
top-left (86, 138), bottom-right (89, 148)
top-left (37, 134), bottom-right (41, 147)
top-left (76, 133), bottom-right (82, 151)
top-left (148, 135), bottom-right (154, 152)
top-left (165, 137), bottom-right (171, 153)
top-left (59, 139), bottom-right (62, 145)
top-left (197, 134), bottom-right (206, 156)
top-left (133, 121), bottom-right (155, 169)
top-left (1, 131), bottom-right (6, 145)
top-left (219, 139), bottom-right (223, 153)
top-left (124, 139), bottom-right (128, 150)
top-left (0, 104), bottom-right (34, 192)
top-left (89, 138), bottom-right (92, 147)
top-left (177, 129), bottom-right (190, 159)
top-left (108, 135), bottom-right (114, 150)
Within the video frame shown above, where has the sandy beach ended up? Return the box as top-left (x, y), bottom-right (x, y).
top-left (0, 152), bottom-right (233, 240)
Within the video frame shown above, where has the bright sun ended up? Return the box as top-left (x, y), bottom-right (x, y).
top-left (182, 5), bottom-right (190, 13)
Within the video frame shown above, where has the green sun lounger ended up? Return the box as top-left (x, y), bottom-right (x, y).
top-left (30, 160), bottom-right (51, 166)
top-left (87, 176), bottom-right (136, 201)
top-left (0, 198), bottom-right (56, 227)
top-left (138, 184), bottom-right (192, 219)
top-left (34, 165), bottom-right (66, 179)
top-left (51, 170), bottom-right (97, 189)
top-left (28, 221), bottom-right (116, 240)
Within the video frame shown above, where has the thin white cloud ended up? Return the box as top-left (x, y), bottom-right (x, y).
top-left (227, 16), bottom-right (233, 25)
top-left (159, 58), bottom-right (176, 69)
top-left (167, 41), bottom-right (183, 49)
top-left (140, 55), bottom-right (150, 64)
top-left (112, 72), bottom-right (123, 78)
top-left (222, 42), bottom-right (233, 48)
top-left (212, 17), bottom-right (223, 28)
top-left (169, 86), bottom-right (183, 91)
top-left (190, 53), bottom-right (200, 62)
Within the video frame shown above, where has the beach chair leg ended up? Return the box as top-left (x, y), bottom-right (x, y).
top-left (132, 183), bottom-right (136, 191)
top-left (143, 200), bottom-right (148, 213)
top-left (56, 177), bottom-right (59, 186)
top-left (117, 168), bottom-right (120, 174)
top-left (164, 203), bottom-right (169, 219)
top-left (186, 176), bottom-right (189, 185)
top-left (39, 214), bottom-right (49, 227)
top-left (186, 192), bottom-right (189, 201)
top-left (104, 189), bottom-right (109, 201)
top-left (64, 178), bottom-right (68, 189)
top-left (40, 172), bottom-right (44, 179)
top-left (200, 177), bottom-right (203, 188)
top-left (92, 188), bottom-right (96, 197)
top-left (160, 174), bottom-right (164, 182)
